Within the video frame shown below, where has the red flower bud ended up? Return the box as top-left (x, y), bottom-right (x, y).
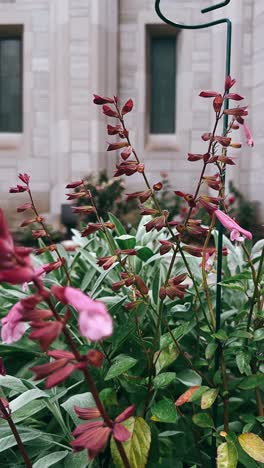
top-left (9, 185), bottom-right (28, 193)
top-left (213, 94), bottom-right (223, 113)
top-left (121, 146), bottom-right (132, 160)
top-left (153, 182), bottom-right (163, 191)
top-left (93, 94), bottom-right (114, 105)
top-left (122, 98), bottom-right (133, 115)
top-left (107, 141), bottom-right (128, 151)
top-left (225, 75), bottom-right (236, 91)
top-left (102, 105), bottom-right (118, 118)
top-left (18, 173), bottom-right (30, 184)
top-left (199, 91), bottom-right (219, 98)
top-left (87, 349), bottom-right (104, 368)
top-left (225, 93), bottom-right (244, 101)
top-left (17, 203), bottom-right (32, 213)
top-left (223, 106), bottom-right (248, 117)
top-left (187, 153), bottom-right (204, 162)
top-left (65, 180), bottom-right (83, 188)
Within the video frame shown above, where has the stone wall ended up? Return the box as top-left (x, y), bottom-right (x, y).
top-left (0, 0), bottom-right (263, 225)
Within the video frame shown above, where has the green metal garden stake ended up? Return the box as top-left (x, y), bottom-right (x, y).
top-left (155, 1), bottom-right (233, 465)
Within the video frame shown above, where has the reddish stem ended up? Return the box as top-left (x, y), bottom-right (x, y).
top-left (0, 399), bottom-right (32, 467)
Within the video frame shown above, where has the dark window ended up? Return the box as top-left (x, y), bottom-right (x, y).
top-left (0, 27), bottom-right (23, 132)
top-left (149, 34), bottom-right (176, 134)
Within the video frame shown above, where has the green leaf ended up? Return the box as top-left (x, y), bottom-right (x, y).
top-left (238, 433), bottom-right (264, 463)
top-left (254, 329), bottom-right (264, 341)
top-left (205, 342), bottom-right (218, 360)
top-left (115, 235), bottom-right (136, 250)
top-left (218, 283), bottom-right (245, 292)
top-left (152, 268), bottom-right (162, 306)
top-left (105, 355), bottom-right (138, 381)
top-left (153, 372), bottom-right (176, 390)
top-left (111, 417), bottom-right (151, 468)
top-left (160, 320), bottom-right (196, 350)
top-left (0, 375), bottom-right (27, 393)
top-left (61, 392), bottom-right (95, 425)
top-left (90, 263), bottom-right (118, 298)
top-left (64, 451), bottom-right (90, 468)
top-left (33, 450), bottom-right (69, 468)
top-left (188, 386), bottom-right (209, 402)
top-left (236, 351), bottom-right (251, 375)
top-left (239, 374), bottom-right (264, 390)
top-left (9, 389), bottom-right (49, 413)
top-left (108, 212), bottom-right (127, 236)
top-left (176, 369), bottom-right (202, 387)
top-left (231, 330), bottom-right (253, 339)
top-left (99, 388), bottom-right (118, 406)
top-left (151, 398), bottom-right (177, 423)
top-left (154, 343), bottom-right (179, 374)
top-left (192, 412), bottom-right (214, 428)
top-left (158, 431), bottom-right (184, 438)
top-left (201, 388), bottom-right (219, 409)
top-left (217, 441), bottom-right (238, 468)
top-left (226, 433), bottom-right (258, 468)
top-left (213, 330), bottom-right (228, 341)
top-left (136, 246), bottom-right (154, 262)
top-left (0, 430), bottom-right (42, 453)
top-left (221, 271), bottom-right (252, 283)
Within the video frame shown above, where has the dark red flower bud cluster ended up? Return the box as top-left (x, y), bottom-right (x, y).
top-left (71, 403), bottom-right (134, 459)
top-left (159, 273), bottom-right (188, 300)
top-left (31, 348), bottom-right (104, 389)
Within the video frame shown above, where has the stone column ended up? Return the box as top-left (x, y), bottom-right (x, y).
top-left (49, 0), bottom-right (70, 218)
top-left (90, 0), bottom-right (119, 176)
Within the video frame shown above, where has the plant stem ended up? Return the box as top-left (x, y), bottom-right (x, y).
top-left (220, 348), bottom-right (229, 432)
top-left (246, 246), bottom-right (264, 335)
top-left (255, 387), bottom-right (264, 417)
top-left (201, 216), bottom-right (216, 330)
top-left (27, 187), bottom-right (73, 285)
top-left (39, 289), bottom-right (131, 468)
top-left (0, 399), bottom-right (32, 468)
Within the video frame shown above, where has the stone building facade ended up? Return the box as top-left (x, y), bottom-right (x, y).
top-left (0, 0), bottom-right (263, 224)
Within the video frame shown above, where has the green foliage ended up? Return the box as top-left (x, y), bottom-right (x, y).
top-left (0, 214), bottom-right (263, 467)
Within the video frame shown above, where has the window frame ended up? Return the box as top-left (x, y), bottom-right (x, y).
top-left (147, 25), bottom-right (177, 137)
top-left (0, 25), bottom-right (23, 133)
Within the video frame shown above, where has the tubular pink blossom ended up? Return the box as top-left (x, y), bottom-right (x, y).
top-left (242, 123), bottom-right (254, 147)
top-left (51, 286), bottom-right (113, 341)
top-left (1, 302), bottom-right (26, 344)
top-left (214, 209), bottom-right (252, 241)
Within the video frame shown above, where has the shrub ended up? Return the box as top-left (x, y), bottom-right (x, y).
top-left (0, 80), bottom-right (263, 468)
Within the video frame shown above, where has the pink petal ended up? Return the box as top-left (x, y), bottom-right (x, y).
top-left (79, 307), bottom-right (113, 341)
top-left (242, 123), bottom-right (254, 147)
top-left (64, 287), bottom-right (94, 311)
top-left (113, 423), bottom-right (131, 442)
top-left (215, 210), bottom-right (252, 240)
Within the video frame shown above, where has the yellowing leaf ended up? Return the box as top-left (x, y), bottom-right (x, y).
top-left (201, 388), bottom-right (219, 409)
top-left (110, 417), bottom-right (151, 468)
top-left (154, 343), bottom-right (179, 374)
top-left (238, 433), bottom-right (264, 463)
top-left (175, 386), bottom-right (200, 406)
top-left (217, 441), bottom-right (238, 468)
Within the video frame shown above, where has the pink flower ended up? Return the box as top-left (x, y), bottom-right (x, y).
top-left (0, 209), bottom-right (35, 285)
top-left (1, 302), bottom-right (26, 344)
top-left (51, 286), bottom-right (113, 341)
top-left (214, 209), bottom-right (252, 242)
top-left (242, 123), bottom-right (254, 147)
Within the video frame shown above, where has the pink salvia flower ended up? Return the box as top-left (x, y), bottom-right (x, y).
top-left (214, 209), bottom-right (252, 242)
top-left (242, 123), bottom-right (254, 147)
top-left (51, 286), bottom-right (113, 341)
top-left (1, 302), bottom-right (26, 344)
